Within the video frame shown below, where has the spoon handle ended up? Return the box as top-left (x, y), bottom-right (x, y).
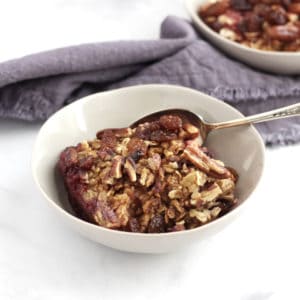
top-left (209, 103), bottom-right (300, 130)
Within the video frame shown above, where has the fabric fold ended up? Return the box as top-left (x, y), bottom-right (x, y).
top-left (0, 15), bottom-right (299, 146)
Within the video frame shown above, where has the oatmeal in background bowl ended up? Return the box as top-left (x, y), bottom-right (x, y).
top-left (186, 0), bottom-right (300, 73)
top-left (199, 0), bottom-right (300, 52)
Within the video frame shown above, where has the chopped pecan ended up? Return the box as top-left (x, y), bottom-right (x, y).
top-left (110, 155), bottom-right (123, 179)
top-left (199, 183), bottom-right (223, 202)
top-left (189, 209), bottom-right (211, 224)
top-left (139, 168), bottom-right (155, 187)
top-left (181, 170), bottom-right (207, 192)
top-left (217, 178), bottom-right (235, 194)
top-left (182, 123), bottom-right (200, 139)
top-left (93, 192), bottom-right (120, 228)
top-left (164, 161), bottom-right (179, 173)
top-left (168, 189), bottom-right (183, 199)
top-left (124, 157), bottom-right (137, 182)
top-left (148, 153), bottom-right (161, 171)
top-left (183, 147), bottom-right (210, 172)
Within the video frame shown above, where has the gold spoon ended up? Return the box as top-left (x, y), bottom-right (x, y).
top-left (131, 103), bottom-right (300, 143)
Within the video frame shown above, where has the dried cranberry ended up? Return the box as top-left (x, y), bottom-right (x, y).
top-left (253, 3), bottom-right (271, 17)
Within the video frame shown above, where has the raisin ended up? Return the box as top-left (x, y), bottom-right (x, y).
top-left (128, 218), bottom-right (140, 232)
top-left (130, 150), bottom-right (144, 162)
top-left (253, 3), bottom-right (271, 17)
top-left (159, 115), bottom-right (182, 131)
top-left (97, 129), bottom-right (117, 150)
top-left (210, 20), bottom-right (223, 32)
top-left (170, 224), bottom-right (185, 232)
top-left (231, 0), bottom-right (252, 11)
top-left (148, 214), bottom-right (165, 233)
top-left (244, 12), bottom-right (263, 32)
top-left (127, 138), bottom-right (147, 158)
top-left (134, 122), bottom-right (160, 140)
top-left (150, 130), bottom-right (177, 142)
top-left (267, 7), bottom-right (287, 25)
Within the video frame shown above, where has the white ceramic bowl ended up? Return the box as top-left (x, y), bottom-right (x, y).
top-left (32, 84), bottom-right (265, 253)
top-left (186, 0), bottom-right (300, 74)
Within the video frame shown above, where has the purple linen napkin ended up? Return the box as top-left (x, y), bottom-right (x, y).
top-left (0, 16), bottom-right (299, 146)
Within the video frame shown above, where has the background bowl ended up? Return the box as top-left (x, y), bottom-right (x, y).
top-left (186, 0), bottom-right (300, 75)
top-left (32, 84), bottom-right (265, 253)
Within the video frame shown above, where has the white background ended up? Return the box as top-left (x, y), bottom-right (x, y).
top-left (0, 1), bottom-right (299, 299)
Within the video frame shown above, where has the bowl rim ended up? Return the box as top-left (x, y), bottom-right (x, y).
top-left (185, 0), bottom-right (300, 57)
top-left (32, 84), bottom-right (265, 238)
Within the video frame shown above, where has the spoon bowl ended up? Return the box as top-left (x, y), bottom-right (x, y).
top-left (130, 108), bottom-right (209, 144)
top-left (131, 104), bottom-right (300, 144)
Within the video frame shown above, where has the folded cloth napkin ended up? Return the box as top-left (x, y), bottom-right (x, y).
top-left (0, 16), bottom-right (299, 146)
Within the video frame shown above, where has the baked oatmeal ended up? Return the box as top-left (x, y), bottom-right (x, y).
top-left (199, 0), bottom-right (300, 51)
top-left (58, 115), bottom-right (238, 233)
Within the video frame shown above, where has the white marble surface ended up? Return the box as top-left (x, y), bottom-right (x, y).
top-left (0, 1), bottom-right (300, 299)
